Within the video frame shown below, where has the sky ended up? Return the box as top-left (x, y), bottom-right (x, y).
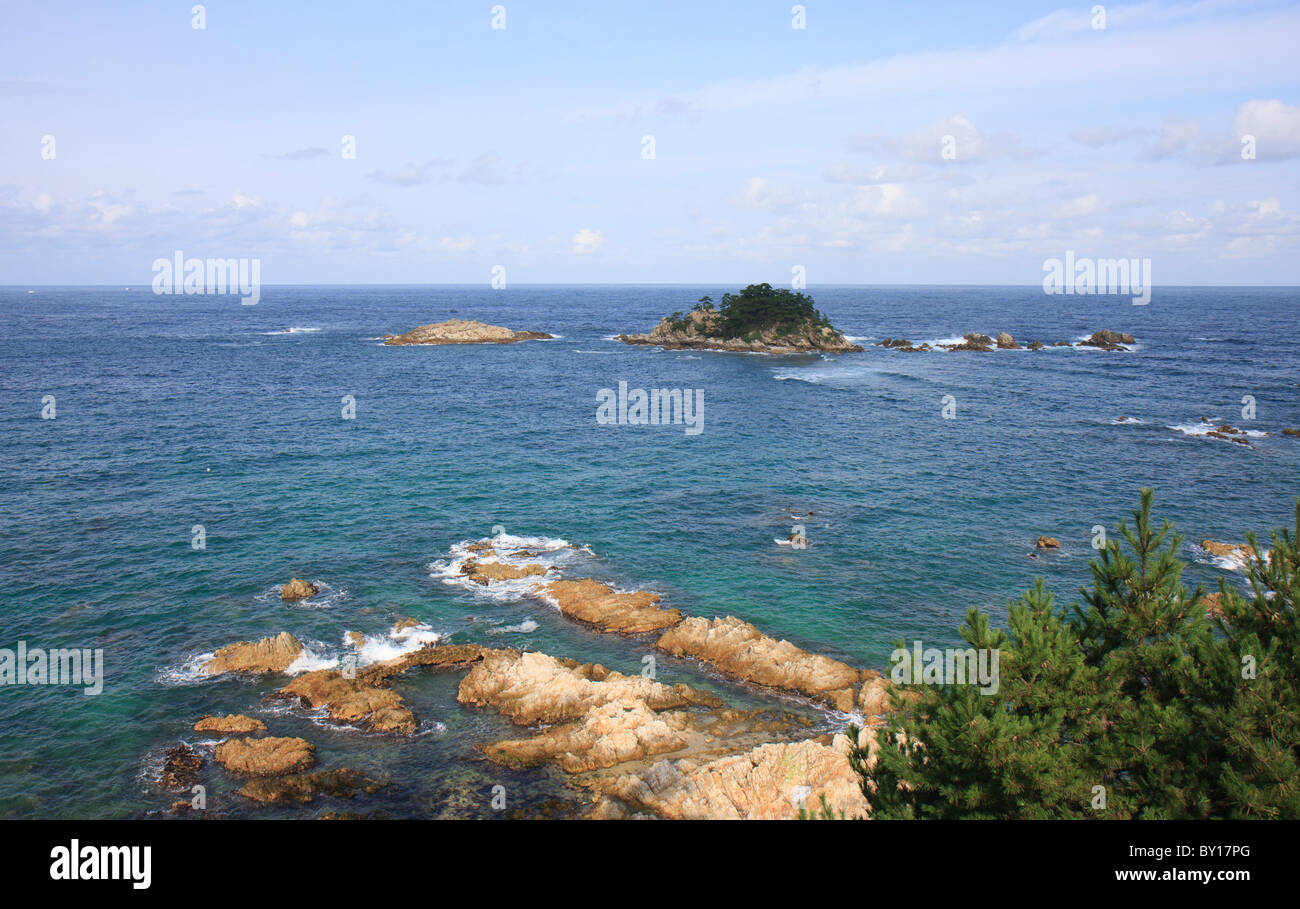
top-left (2, 0), bottom-right (1299, 286)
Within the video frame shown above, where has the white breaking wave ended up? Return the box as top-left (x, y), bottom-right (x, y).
top-left (487, 619), bottom-right (540, 635)
top-left (262, 327), bottom-right (321, 335)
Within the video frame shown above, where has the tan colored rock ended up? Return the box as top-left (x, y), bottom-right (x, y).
top-left (1202, 540), bottom-right (1254, 563)
top-left (457, 649), bottom-right (720, 726)
top-left (194, 714), bottom-right (267, 735)
top-left (1036, 536), bottom-right (1061, 549)
top-left (995, 332), bottom-right (1020, 349)
top-left (214, 736), bottom-right (315, 777)
top-left (203, 632), bottom-right (303, 675)
top-left (281, 578), bottom-right (318, 601)
top-left (278, 643), bottom-right (490, 735)
top-left (481, 699), bottom-right (694, 773)
top-left (462, 558), bottom-right (549, 585)
top-left (541, 579), bottom-right (682, 633)
top-left (1202, 592), bottom-right (1224, 619)
top-left (592, 737), bottom-right (870, 819)
top-left (382, 319), bottom-right (552, 346)
top-left (392, 617), bottom-right (422, 633)
top-left (655, 616), bottom-right (862, 711)
top-left (237, 768), bottom-right (384, 805)
top-left (344, 631), bottom-right (364, 648)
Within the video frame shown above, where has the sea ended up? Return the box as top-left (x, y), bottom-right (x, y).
top-left (1, 284), bottom-right (1296, 818)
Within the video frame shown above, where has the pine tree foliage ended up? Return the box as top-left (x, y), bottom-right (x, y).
top-left (847, 490), bottom-right (1300, 819)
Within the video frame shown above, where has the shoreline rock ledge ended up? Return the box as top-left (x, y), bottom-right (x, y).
top-left (382, 318), bottom-right (552, 346)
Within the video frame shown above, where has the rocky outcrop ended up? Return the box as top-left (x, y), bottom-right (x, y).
top-left (995, 332), bottom-right (1020, 349)
top-left (279, 643), bottom-right (489, 735)
top-left (590, 735), bottom-right (870, 820)
top-left (1282, 428), bottom-right (1300, 438)
top-left (1080, 329), bottom-right (1134, 350)
top-left (655, 616), bottom-right (864, 711)
top-left (1036, 536), bottom-right (1061, 549)
top-left (194, 714), bottom-right (267, 735)
top-left (457, 649), bottom-right (720, 726)
top-left (237, 768), bottom-right (385, 805)
top-left (617, 308), bottom-right (862, 355)
top-left (160, 744), bottom-right (202, 790)
top-left (281, 578), bottom-right (319, 601)
top-left (382, 319), bottom-right (552, 346)
top-left (481, 698), bottom-right (695, 773)
top-left (1027, 340), bottom-right (1045, 350)
top-left (540, 579), bottom-right (683, 633)
top-left (214, 736), bottom-right (316, 777)
top-left (942, 333), bottom-right (994, 352)
top-left (1201, 540), bottom-right (1254, 565)
top-left (203, 632), bottom-right (303, 675)
top-left (461, 556), bottom-right (549, 585)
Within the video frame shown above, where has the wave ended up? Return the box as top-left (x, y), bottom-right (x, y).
top-left (486, 619), bottom-right (540, 635)
top-left (430, 532), bottom-right (593, 601)
top-left (262, 327), bottom-right (321, 335)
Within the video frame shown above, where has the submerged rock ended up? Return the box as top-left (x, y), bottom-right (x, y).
top-left (237, 768), bottom-right (385, 805)
top-left (160, 744), bottom-right (203, 790)
top-left (194, 714), bottom-right (267, 735)
top-left (382, 319), bottom-right (552, 346)
top-left (281, 578), bottom-right (319, 601)
top-left (215, 736), bottom-right (316, 777)
top-left (540, 579), bottom-right (683, 633)
top-left (203, 631), bottom-right (303, 675)
top-left (655, 616), bottom-right (864, 711)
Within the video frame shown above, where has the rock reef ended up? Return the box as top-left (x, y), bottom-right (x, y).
top-left (214, 736), bottom-right (316, 777)
top-left (203, 631), bottom-right (303, 675)
top-left (194, 714), bottom-right (267, 735)
top-left (540, 579), bottom-right (683, 633)
top-left (618, 308), bottom-right (862, 355)
top-left (655, 616), bottom-right (865, 712)
top-left (382, 319), bottom-right (552, 346)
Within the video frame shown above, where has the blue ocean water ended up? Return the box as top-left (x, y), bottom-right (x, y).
top-left (0, 284), bottom-right (1297, 818)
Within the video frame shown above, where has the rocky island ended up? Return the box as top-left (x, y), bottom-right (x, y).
top-left (382, 318), bottom-right (552, 346)
top-left (617, 284), bottom-right (862, 354)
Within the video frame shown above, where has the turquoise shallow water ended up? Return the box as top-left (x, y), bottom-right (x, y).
top-left (0, 284), bottom-right (1297, 818)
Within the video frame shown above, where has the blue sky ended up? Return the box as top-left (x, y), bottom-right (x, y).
top-left (2, 0), bottom-right (1298, 285)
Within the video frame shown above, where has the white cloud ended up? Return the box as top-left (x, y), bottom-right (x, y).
top-left (571, 228), bottom-right (604, 254)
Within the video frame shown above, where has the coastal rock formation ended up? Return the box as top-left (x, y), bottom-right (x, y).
top-left (1027, 340), bottom-right (1045, 350)
top-left (857, 671), bottom-right (894, 716)
top-left (481, 698), bottom-right (695, 773)
top-left (279, 643), bottom-right (489, 734)
top-left (281, 578), bottom-right (318, 601)
top-left (160, 744), bottom-right (203, 790)
top-left (457, 649), bottom-right (720, 726)
top-left (203, 631), bottom-right (303, 675)
top-left (996, 332), bottom-right (1020, 349)
top-left (590, 736), bottom-right (870, 820)
top-left (943, 332), bottom-right (995, 352)
top-left (214, 736), bottom-right (316, 777)
top-left (1036, 536), bottom-right (1061, 549)
top-left (1201, 540), bottom-right (1254, 565)
top-left (382, 319), bottom-right (552, 346)
top-left (617, 307), bottom-right (862, 355)
top-left (194, 714), bottom-right (267, 735)
top-left (540, 579), bottom-right (683, 633)
top-left (237, 768), bottom-right (385, 805)
top-left (1202, 592), bottom-right (1224, 619)
top-left (655, 616), bottom-right (863, 711)
top-left (461, 556), bottom-right (549, 585)
top-left (1080, 329), bottom-right (1134, 350)
top-left (1283, 428), bottom-right (1300, 437)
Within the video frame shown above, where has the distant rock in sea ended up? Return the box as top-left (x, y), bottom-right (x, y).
top-left (382, 318), bottom-right (552, 345)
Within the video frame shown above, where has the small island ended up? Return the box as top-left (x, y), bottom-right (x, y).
top-left (617, 283), bottom-right (863, 354)
top-left (382, 318), bottom-right (552, 346)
